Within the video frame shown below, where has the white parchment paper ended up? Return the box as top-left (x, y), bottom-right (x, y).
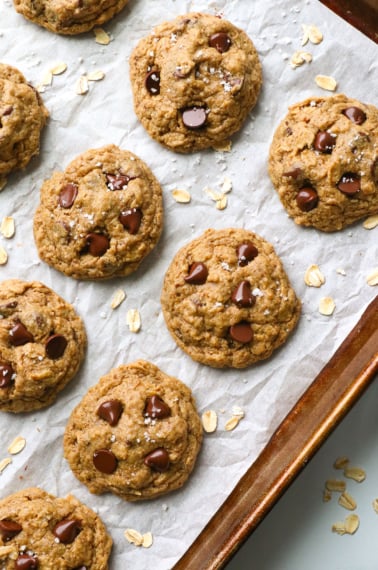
top-left (0, 0), bottom-right (377, 568)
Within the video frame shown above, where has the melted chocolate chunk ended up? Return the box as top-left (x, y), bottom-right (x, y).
top-left (237, 243), bottom-right (258, 266)
top-left (144, 448), bottom-right (170, 472)
top-left (209, 32), bottom-right (232, 53)
top-left (184, 262), bottom-right (208, 285)
top-left (9, 322), bottom-right (34, 347)
top-left (342, 106), bottom-right (367, 125)
top-left (97, 400), bottom-right (123, 426)
top-left (0, 362), bottom-right (14, 388)
top-left (15, 554), bottom-right (39, 570)
top-left (314, 131), bottom-right (336, 153)
top-left (337, 173), bottom-right (361, 195)
top-left (45, 334), bottom-right (67, 359)
top-left (53, 519), bottom-right (81, 544)
top-left (296, 187), bottom-right (319, 211)
top-left (85, 233), bottom-right (110, 256)
top-left (0, 519), bottom-right (22, 541)
top-left (93, 449), bottom-right (117, 474)
top-left (119, 208), bottom-right (142, 234)
top-left (105, 173), bottom-right (131, 190)
top-left (145, 70), bottom-right (160, 95)
top-left (229, 322), bottom-right (254, 343)
top-left (144, 395), bottom-right (171, 420)
top-left (231, 281), bottom-right (255, 308)
top-left (182, 107), bottom-right (207, 129)
top-left (59, 183), bottom-right (78, 208)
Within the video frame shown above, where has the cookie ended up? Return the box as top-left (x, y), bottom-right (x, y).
top-left (0, 487), bottom-right (112, 569)
top-left (64, 360), bottom-right (203, 501)
top-left (0, 64), bottom-right (48, 190)
top-left (0, 279), bottom-right (86, 413)
top-left (269, 94), bottom-right (378, 232)
top-left (33, 145), bottom-right (163, 280)
top-left (129, 13), bottom-right (262, 152)
top-left (161, 228), bottom-right (301, 368)
top-left (13, 0), bottom-right (129, 35)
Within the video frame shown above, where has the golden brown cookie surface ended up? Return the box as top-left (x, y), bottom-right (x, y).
top-left (129, 13), bottom-right (262, 152)
top-left (161, 228), bottom-right (301, 368)
top-left (34, 145), bottom-right (163, 280)
top-left (0, 279), bottom-right (86, 413)
top-left (0, 487), bottom-right (112, 569)
top-left (64, 360), bottom-right (203, 501)
top-left (269, 94), bottom-right (378, 232)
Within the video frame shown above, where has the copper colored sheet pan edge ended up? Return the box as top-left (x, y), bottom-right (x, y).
top-left (174, 294), bottom-right (378, 570)
top-left (319, 0), bottom-right (378, 43)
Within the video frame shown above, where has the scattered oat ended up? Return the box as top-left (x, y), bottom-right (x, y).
top-left (363, 214), bottom-right (378, 229)
top-left (290, 50), bottom-right (313, 68)
top-left (345, 514), bottom-right (360, 534)
top-left (0, 216), bottom-right (15, 238)
top-left (338, 491), bottom-right (357, 511)
top-left (216, 195), bottom-right (227, 210)
top-left (126, 309), bottom-right (141, 333)
top-left (323, 489), bottom-right (332, 502)
top-left (336, 268), bottom-right (346, 276)
top-left (372, 498), bottom-right (378, 513)
top-left (7, 436), bottom-right (26, 455)
top-left (87, 70), bottom-right (105, 81)
top-left (110, 289), bottom-right (126, 309)
top-left (319, 296), bottom-right (335, 316)
top-left (344, 466), bottom-right (366, 483)
top-left (334, 456), bottom-right (349, 470)
top-left (221, 176), bottom-right (233, 194)
top-left (315, 74), bottom-right (337, 91)
top-left (212, 140), bottom-right (232, 152)
top-left (76, 75), bottom-right (89, 95)
top-left (201, 410), bottom-right (218, 433)
top-left (124, 528), bottom-right (143, 546)
top-left (304, 264), bottom-right (325, 287)
top-left (41, 70), bottom-right (53, 86)
top-left (0, 246), bottom-right (8, 265)
top-left (204, 186), bottom-right (223, 202)
top-left (142, 532), bottom-right (153, 548)
top-left (331, 521), bottom-right (347, 535)
top-left (302, 24), bottom-right (323, 45)
top-left (50, 62), bottom-right (67, 75)
top-left (94, 27), bottom-right (111, 45)
top-left (172, 189), bottom-right (191, 203)
top-left (325, 479), bottom-right (346, 492)
top-left (36, 84), bottom-right (46, 93)
top-left (0, 457), bottom-right (12, 474)
top-left (224, 408), bottom-right (245, 432)
top-left (366, 268), bottom-right (378, 286)
top-left (231, 406), bottom-right (245, 419)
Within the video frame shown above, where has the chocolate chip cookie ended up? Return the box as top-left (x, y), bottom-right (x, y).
top-left (0, 487), bottom-right (112, 569)
top-left (13, 0), bottom-right (129, 35)
top-left (161, 228), bottom-right (301, 368)
top-left (129, 13), bottom-right (262, 152)
top-left (269, 94), bottom-right (378, 232)
top-left (64, 360), bottom-right (203, 501)
top-left (0, 64), bottom-right (48, 190)
top-left (33, 145), bottom-right (163, 280)
top-left (0, 279), bottom-right (86, 413)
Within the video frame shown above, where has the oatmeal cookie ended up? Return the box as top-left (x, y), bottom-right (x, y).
top-left (0, 487), bottom-right (112, 569)
top-left (0, 279), bottom-right (86, 413)
top-left (33, 145), bottom-right (163, 280)
top-left (13, 0), bottom-right (129, 35)
top-left (0, 63), bottom-right (48, 190)
top-left (161, 228), bottom-right (301, 368)
top-left (129, 12), bottom-right (262, 152)
top-left (64, 360), bottom-right (203, 501)
top-left (269, 94), bottom-right (378, 231)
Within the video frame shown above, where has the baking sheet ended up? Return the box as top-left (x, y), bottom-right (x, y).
top-left (0, 0), bottom-right (377, 569)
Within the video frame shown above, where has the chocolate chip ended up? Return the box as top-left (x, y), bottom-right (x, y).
top-left (119, 208), bottom-right (142, 234)
top-left (182, 107), bottom-right (207, 129)
top-left (59, 183), bottom-right (78, 208)
top-left (237, 243), bottom-right (258, 266)
top-left (283, 167), bottom-right (303, 179)
top-left (184, 262), bottom-right (208, 285)
top-left (342, 106), bottom-right (366, 125)
top-left (15, 554), bottom-right (39, 570)
top-left (97, 400), bottom-right (123, 426)
top-left (93, 449), bottom-right (117, 474)
top-left (296, 187), bottom-right (319, 211)
top-left (209, 32), bottom-right (232, 53)
top-left (144, 395), bottom-right (171, 420)
top-left (0, 519), bottom-right (22, 541)
top-left (105, 173), bottom-right (131, 190)
top-left (229, 322), bottom-right (254, 343)
top-left (0, 362), bottom-right (14, 388)
top-left (9, 322), bottom-right (34, 347)
top-left (85, 233), bottom-right (110, 256)
top-left (314, 131), bottom-right (336, 153)
top-left (337, 173), bottom-right (361, 195)
top-left (231, 281), bottom-right (255, 308)
top-left (53, 519), bottom-right (81, 544)
top-left (145, 70), bottom-right (160, 95)
top-left (45, 334), bottom-right (67, 359)
top-left (144, 448), bottom-right (170, 472)
top-left (2, 105), bottom-right (13, 117)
